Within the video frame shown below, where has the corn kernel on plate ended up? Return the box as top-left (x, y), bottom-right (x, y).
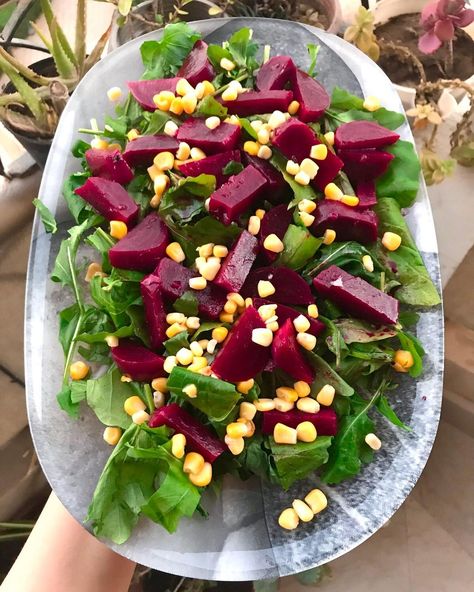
top-left (26, 17), bottom-right (443, 580)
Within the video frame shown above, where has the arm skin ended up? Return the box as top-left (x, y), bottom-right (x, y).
top-left (1, 493), bottom-right (136, 592)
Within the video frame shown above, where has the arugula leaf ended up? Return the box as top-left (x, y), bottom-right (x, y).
top-left (374, 197), bottom-right (417, 250)
top-left (33, 199), bottom-right (57, 233)
top-left (70, 380), bottom-right (87, 404)
top-left (376, 395), bottom-right (410, 430)
top-left (126, 305), bottom-right (150, 347)
top-left (140, 23), bottom-right (201, 79)
top-left (278, 224), bottom-right (321, 270)
top-left (196, 95), bottom-right (228, 118)
top-left (190, 321), bottom-right (223, 341)
top-left (227, 27), bottom-right (259, 69)
top-left (390, 247), bottom-right (441, 307)
top-left (270, 150), bottom-right (319, 207)
top-left (57, 384), bottom-right (80, 418)
top-left (173, 291), bottom-right (199, 316)
top-left (167, 367), bottom-right (241, 421)
top-left (376, 140), bottom-right (420, 207)
top-left (398, 310), bottom-right (420, 327)
top-left (207, 44), bottom-right (234, 70)
top-left (326, 108), bottom-right (405, 131)
top-left (334, 318), bottom-right (397, 343)
top-left (237, 435), bottom-right (278, 483)
top-left (51, 219), bottom-right (93, 288)
top-left (62, 172), bottom-right (93, 224)
top-left (76, 324), bottom-right (133, 344)
top-left (141, 110), bottom-right (179, 135)
top-left (269, 436), bottom-right (332, 489)
top-left (89, 273), bottom-right (142, 326)
top-left (58, 304), bottom-right (82, 356)
top-left (347, 342), bottom-right (395, 375)
top-left (397, 331), bottom-right (424, 377)
top-left (126, 173), bottom-right (153, 215)
top-left (163, 331), bottom-right (190, 355)
top-left (71, 139), bottom-right (90, 159)
top-left (330, 87), bottom-right (364, 110)
top-left (103, 114), bottom-right (128, 141)
top-left (239, 117), bottom-right (258, 140)
top-left (222, 160), bottom-right (244, 176)
top-left (86, 366), bottom-right (134, 429)
top-left (305, 351), bottom-right (354, 396)
top-left (86, 227), bottom-right (115, 270)
top-left (307, 43), bottom-right (320, 77)
top-left (159, 174), bottom-right (216, 226)
top-left (320, 316), bottom-right (349, 368)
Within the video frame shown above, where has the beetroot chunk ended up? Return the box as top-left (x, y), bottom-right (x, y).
top-left (335, 121), bottom-right (400, 150)
top-left (177, 40), bottom-right (215, 86)
top-left (242, 267), bottom-right (313, 305)
top-left (291, 69), bottom-right (330, 122)
top-left (256, 55), bottom-right (296, 91)
top-left (220, 90), bottom-right (293, 116)
top-left (123, 135), bottom-right (179, 167)
top-left (311, 200), bottom-right (378, 244)
top-left (74, 177), bottom-right (139, 225)
top-left (155, 258), bottom-right (226, 320)
top-left (127, 78), bottom-right (179, 111)
top-left (209, 165), bottom-right (267, 225)
top-left (338, 148), bottom-right (394, 182)
top-left (176, 118), bottom-right (240, 155)
top-left (272, 319), bottom-right (315, 383)
top-left (259, 204), bottom-right (293, 263)
top-left (141, 275), bottom-right (167, 350)
top-left (111, 340), bottom-right (165, 381)
top-left (85, 149), bottom-right (133, 184)
top-left (243, 154), bottom-right (287, 203)
top-left (149, 403), bottom-right (226, 463)
top-left (211, 306), bottom-right (270, 381)
top-left (214, 231), bottom-right (259, 292)
top-left (178, 150), bottom-right (241, 187)
top-left (356, 180), bottom-right (377, 208)
top-left (313, 265), bottom-right (399, 325)
top-left (253, 298), bottom-right (325, 337)
top-left (262, 408), bottom-right (337, 436)
top-left (109, 212), bottom-right (169, 272)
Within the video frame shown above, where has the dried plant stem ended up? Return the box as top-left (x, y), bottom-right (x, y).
top-left (417, 78), bottom-right (474, 98)
top-left (378, 38), bottom-right (427, 84)
top-left (445, 39), bottom-right (454, 78)
top-left (426, 122), bottom-right (439, 151)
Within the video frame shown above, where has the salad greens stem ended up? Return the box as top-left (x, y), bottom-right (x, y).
top-left (78, 127), bottom-right (105, 135)
top-left (144, 384), bottom-right (155, 413)
top-left (211, 73), bottom-right (249, 97)
top-left (62, 244), bottom-right (85, 384)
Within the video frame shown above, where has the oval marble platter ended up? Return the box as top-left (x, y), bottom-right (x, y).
top-left (25, 17), bottom-right (444, 582)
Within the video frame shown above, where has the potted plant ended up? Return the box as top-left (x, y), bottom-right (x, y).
top-left (0, 0), bottom-right (112, 167)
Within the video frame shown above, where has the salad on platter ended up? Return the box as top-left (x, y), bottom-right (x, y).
top-left (35, 23), bottom-right (441, 544)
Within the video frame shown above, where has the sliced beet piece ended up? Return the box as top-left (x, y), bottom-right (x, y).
top-left (334, 121), bottom-right (400, 150)
top-left (261, 408), bottom-right (337, 436)
top-left (338, 148), bottom-right (394, 182)
top-left (123, 135), bottom-right (179, 167)
top-left (149, 403), bottom-right (226, 463)
top-left (85, 148), bottom-right (133, 185)
top-left (259, 204), bottom-right (293, 263)
top-left (214, 231), bottom-right (258, 292)
top-left (241, 266), bottom-right (313, 305)
top-left (177, 40), bottom-right (215, 86)
top-left (256, 55), bottom-right (296, 91)
top-left (209, 164), bottom-right (267, 225)
top-left (74, 177), bottom-right (139, 225)
top-left (310, 200), bottom-right (378, 244)
top-left (356, 180), bottom-right (377, 208)
top-left (220, 90), bottom-right (293, 116)
top-left (127, 78), bottom-right (179, 111)
top-left (109, 212), bottom-right (170, 272)
top-left (271, 318), bottom-right (315, 383)
top-left (178, 149), bottom-right (241, 187)
top-left (141, 274), bottom-right (167, 350)
top-left (155, 258), bottom-right (226, 320)
top-left (111, 339), bottom-right (165, 381)
top-left (291, 69), bottom-right (330, 122)
top-left (176, 118), bottom-right (241, 155)
top-left (253, 298), bottom-right (325, 337)
top-left (211, 306), bottom-right (270, 381)
top-left (313, 265), bottom-right (399, 325)
top-left (243, 154), bottom-right (287, 203)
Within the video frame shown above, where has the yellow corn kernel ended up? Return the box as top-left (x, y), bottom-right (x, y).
top-left (176, 78), bottom-right (194, 96)
top-left (341, 194), bottom-right (360, 207)
top-left (189, 340), bottom-right (203, 357)
top-left (105, 335), bottom-right (119, 348)
top-left (274, 422), bottom-right (298, 444)
top-left (121, 374), bottom-right (132, 383)
top-left (69, 361), bottom-right (89, 381)
top-left (154, 151), bottom-right (174, 171)
top-left (258, 303), bottom-right (277, 321)
top-left (393, 349), bottom-right (414, 370)
top-left (163, 355), bottom-right (177, 374)
top-left (182, 92), bottom-right (198, 114)
top-left (252, 209), bottom-right (264, 221)
top-left (165, 241), bottom-right (185, 263)
top-left (147, 164), bottom-right (161, 181)
top-left (176, 142), bottom-right (191, 161)
top-left (382, 231), bottom-right (402, 251)
top-left (250, 119), bottom-right (264, 132)
top-left (219, 312), bottom-right (234, 323)
top-left (183, 451), bottom-right (205, 474)
top-left (103, 426), bottom-right (122, 445)
top-left (197, 242), bottom-right (214, 258)
top-left (211, 327), bottom-right (228, 343)
top-left (245, 297), bottom-right (253, 308)
top-left (194, 82), bottom-right (205, 99)
top-left (171, 433), bottom-right (186, 459)
top-left (225, 115), bottom-right (242, 127)
top-left (296, 332), bottom-right (317, 351)
top-left (222, 87), bottom-right (238, 101)
top-left (305, 305), bottom-right (318, 320)
top-left (310, 144), bottom-right (328, 160)
top-left (324, 131), bottom-right (335, 146)
top-left (127, 128), bottom-right (140, 141)
top-left (201, 80), bottom-right (215, 96)
top-left (154, 173), bottom-right (170, 197)
top-left (237, 417), bottom-right (255, 438)
top-left (251, 327), bottom-right (273, 347)
top-left (150, 194), bottom-right (162, 209)
top-left (226, 421), bottom-right (249, 439)
top-left (248, 215), bottom-right (261, 236)
top-left (266, 321), bottom-right (279, 333)
top-left (220, 57), bottom-right (236, 71)
top-left (297, 397), bottom-right (320, 413)
top-left (176, 347), bottom-right (194, 366)
top-left (186, 317), bottom-right (201, 332)
top-left (124, 395), bottom-right (146, 416)
top-left (153, 390), bottom-right (165, 408)
top-left (243, 141), bottom-right (260, 156)
top-left (257, 128), bottom-right (270, 145)
top-left (152, 377), bottom-right (168, 392)
top-left (166, 322), bottom-right (187, 339)
top-left (276, 386), bottom-right (299, 403)
top-left (225, 435), bottom-right (245, 456)
top-left (200, 259), bottom-right (221, 281)
top-left (109, 220), bottom-right (128, 240)
top-left (324, 182), bottom-right (343, 200)
top-left (294, 381), bottom-right (311, 398)
top-left (365, 432), bottom-right (382, 450)
top-left (224, 300), bottom-right (238, 315)
top-left (240, 401), bottom-right (257, 420)
top-left (91, 138), bottom-right (109, 150)
top-left (206, 339), bottom-right (217, 355)
top-left (253, 398), bottom-right (276, 412)
top-left (300, 158), bottom-right (319, 180)
top-left (197, 339), bottom-right (209, 350)
top-left (190, 147), bottom-right (206, 161)
top-left (189, 276), bottom-right (207, 290)
top-left (268, 110), bottom-right (286, 130)
top-left (204, 115), bottom-right (221, 130)
top-left (169, 97), bottom-right (184, 115)
top-left (363, 95), bottom-right (381, 112)
top-left (236, 380), bottom-right (255, 397)
top-left (182, 384), bottom-right (198, 399)
top-left (296, 421), bottom-right (317, 443)
top-left (298, 199), bottom-right (317, 214)
top-left (274, 398), bottom-right (294, 412)
top-left (293, 314), bottom-right (310, 333)
top-left (316, 384), bottom-right (336, 406)
top-left (132, 409), bottom-right (150, 425)
top-left (304, 488), bottom-right (327, 514)
top-left (257, 145), bottom-right (272, 160)
top-left (286, 160), bottom-right (300, 176)
top-left (258, 280), bottom-right (276, 298)
top-left (211, 244), bottom-right (227, 259)
top-left (288, 100), bottom-right (300, 115)
top-left (263, 233), bottom-right (284, 253)
top-left (323, 229), bottom-right (336, 245)
top-left (166, 312), bottom-right (186, 325)
top-left (164, 120), bottom-right (179, 137)
top-left (278, 507), bottom-right (299, 530)
top-left (108, 142), bottom-right (121, 151)
top-left (292, 498), bottom-right (314, 522)
top-left (294, 171), bottom-right (310, 186)
top-left (85, 262), bottom-right (104, 282)
top-left (189, 461), bottom-right (212, 487)
top-left (188, 357), bottom-right (208, 373)
top-left (153, 92), bottom-right (174, 111)
top-left (360, 255), bottom-right (374, 273)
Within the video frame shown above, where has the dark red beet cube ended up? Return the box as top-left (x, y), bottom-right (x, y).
top-left (261, 408), bottom-right (337, 436)
top-left (271, 319), bottom-right (315, 383)
top-left (85, 148), bottom-right (133, 185)
top-left (310, 200), bottom-right (378, 244)
top-left (178, 150), bottom-right (241, 187)
top-left (256, 55), bottom-right (296, 91)
top-left (243, 154), bottom-right (287, 203)
top-left (141, 274), bottom-right (168, 350)
top-left (338, 148), bottom-right (394, 182)
top-left (313, 265), bottom-right (399, 325)
top-left (253, 298), bottom-right (325, 338)
top-left (111, 339), bottom-right (165, 381)
top-left (241, 266), bottom-right (313, 305)
top-left (220, 90), bottom-right (293, 116)
top-left (356, 180), bottom-right (377, 208)
top-left (74, 177), bottom-right (139, 225)
top-left (123, 135), bottom-right (179, 167)
top-left (177, 40), bottom-right (215, 86)
top-left (259, 203), bottom-right (293, 263)
top-left (176, 118), bottom-right (241, 155)
top-left (214, 231), bottom-right (259, 292)
top-left (291, 69), bottom-right (330, 122)
top-left (335, 121), bottom-right (400, 150)
top-left (127, 78), bottom-right (180, 111)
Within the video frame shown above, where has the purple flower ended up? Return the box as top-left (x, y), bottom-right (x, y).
top-left (419, 0), bottom-right (474, 54)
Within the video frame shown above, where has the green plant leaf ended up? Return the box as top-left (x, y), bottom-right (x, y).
top-left (270, 150), bottom-right (319, 207)
top-left (173, 291), bottom-right (199, 316)
top-left (278, 224), bottom-right (321, 270)
top-left (86, 366), bottom-right (134, 428)
top-left (0, 54), bottom-right (46, 121)
top-left (57, 384), bottom-right (80, 418)
top-left (51, 219), bottom-right (92, 288)
top-left (62, 172), bottom-right (93, 223)
top-left (196, 95), bottom-right (228, 118)
top-left (40, 0), bottom-right (78, 68)
top-left (159, 174), bottom-right (216, 226)
top-left (326, 107), bottom-right (405, 131)
top-left (305, 351), bottom-right (355, 396)
top-left (330, 87), bottom-right (364, 110)
top-left (118, 0), bottom-right (133, 16)
top-left (397, 331), bottom-right (424, 378)
top-left (49, 17), bottom-right (77, 79)
top-left (33, 199), bottom-right (57, 233)
top-left (226, 27), bottom-right (259, 70)
top-left (222, 160), bottom-right (244, 176)
top-left (163, 332), bottom-right (190, 355)
top-left (376, 140), bottom-right (420, 207)
top-left (376, 395), bottom-right (410, 430)
top-left (334, 318), bottom-right (397, 343)
top-left (374, 197), bottom-right (417, 251)
top-left (307, 43), bottom-right (320, 77)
